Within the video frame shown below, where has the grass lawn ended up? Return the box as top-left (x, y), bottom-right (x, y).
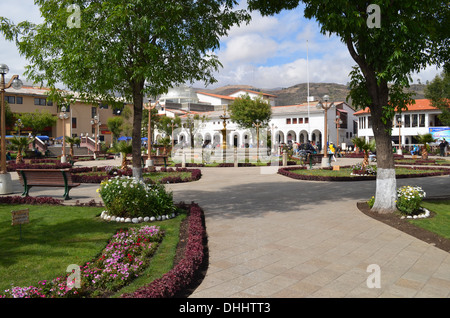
top-left (0, 204), bottom-right (186, 295)
top-left (288, 166), bottom-right (448, 177)
top-left (410, 200), bottom-right (450, 240)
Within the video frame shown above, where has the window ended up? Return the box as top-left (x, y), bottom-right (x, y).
top-left (419, 114), bottom-right (425, 127)
top-left (404, 114), bottom-right (411, 127)
top-left (5, 96), bottom-right (15, 104)
top-left (72, 117), bottom-right (77, 129)
top-left (47, 99), bottom-right (53, 106)
top-left (368, 116), bottom-right (372, 129)
top-left (292, 118), bottom-right (297, 124)
top-left (299, 118), bottom-right (303, 124)
top-left (34, 98), bottom-right (47, 106)
top-left (286, 118), bottom-right (291, 124)
top-left (91, 107), bottom-right (97, 118)
top-left (100, 103), bottom-right (109, 109)
top-left (412, 114), bottom-right (418, 127)
top-left (16, 97), bottom-right (23, 104)
top-left (304, 117), bottom-right (309, 124)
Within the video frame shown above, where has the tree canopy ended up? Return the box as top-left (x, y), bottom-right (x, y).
top-left (425, 70), bottom-right (450, 125)
top-left (228, 94), bottom-right (272, 129)
top-left (1, 0), bottom-right (249, 177)
top-left (247, 0), bottom-right (449, 213)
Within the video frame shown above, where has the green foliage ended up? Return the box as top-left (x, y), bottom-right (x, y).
top-left (396, 186), bottom-right (426, 215)
top-left (157, 115), bottom-right (181, 138)
top-left (0, 0), bottom-right (250, 174)
top-left (98, 176), bottom-right (176, 218)
top-left (107, 117), bottom-right (124, 142)
top-left (425, 70), bottom-right (450, 125)
top-left (228, 94), bottom-right (272, 129)
top-left (16, 110), bottom-right (57, 136)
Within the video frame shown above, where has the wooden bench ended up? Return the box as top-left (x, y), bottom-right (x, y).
top-left (16, 169), bottom-right (80, 200)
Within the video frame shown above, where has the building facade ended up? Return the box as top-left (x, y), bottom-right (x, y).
top-left (354, 99), bottom-right (447, 150)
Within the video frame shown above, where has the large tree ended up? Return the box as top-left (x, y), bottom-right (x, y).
top-left (425, 69), bottom-right (450, 126)
top-left (1, 0), bottom-right (249, 178)
top-left (248, 0), bottom-right (449, 213)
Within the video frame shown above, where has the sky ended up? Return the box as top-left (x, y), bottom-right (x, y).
top-left (0, 0), bottom-right (442, 91)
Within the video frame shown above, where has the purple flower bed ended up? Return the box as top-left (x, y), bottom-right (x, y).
top-left (0, 196), bottom-right (64, 205)
top-left (278, 165), bottom-right (450, 181)
top-left (7, 162), bottom-right (72, 171)
top-left (121, 202), bottom-right (206, 298)
top-left (70, 167), bottom-right (201, 184)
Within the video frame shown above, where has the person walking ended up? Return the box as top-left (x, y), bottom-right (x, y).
top-left (440, 139), bottom-right (449, 157)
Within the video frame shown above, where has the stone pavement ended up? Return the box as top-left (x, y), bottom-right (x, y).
top-left (3, 157), bottom-right (450, 297)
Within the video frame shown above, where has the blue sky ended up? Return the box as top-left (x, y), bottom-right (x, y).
top-left (0, 0), bottom-right (442, 90)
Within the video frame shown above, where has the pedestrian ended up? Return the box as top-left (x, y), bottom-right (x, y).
top-left (440, 138), bottom-right (449, 157)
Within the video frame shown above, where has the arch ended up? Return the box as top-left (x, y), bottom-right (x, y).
top-left (275, 130), bottom-right (285, 144)
top-left (287, 130), bottom-right (296, 144)
top-left (299, 130), bottom-right (309, 144)
top-left (213, 133), bottom-right (221, 147)
top-left (231, 132), bottom-right (240, 148)
top-left (311, 129), bottom-right (322, 151)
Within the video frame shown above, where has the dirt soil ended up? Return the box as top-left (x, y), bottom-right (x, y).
top-left (357, 201), bottom-right (450, 253)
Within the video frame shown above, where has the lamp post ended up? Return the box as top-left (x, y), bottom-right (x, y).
top-left (90, 115), bottom-right (100, 158)
top-left (397, 118), bottom-right (402, 155)
top-left (316, 95), bottom-right (334, 167)
top-left (59, 106), bottom-right (69, 163)
top-left (143, 100), bottom-right (161, 167)
top-left (335, 115), bottom-right (342, 147)
top-left (168, 119), bottom-right (177, 150)
top-left (0, 64), bottom-right (23, 193)
top-left (252, 119), bottom-right (261, 161)
top-left (271, 123), bottom-right (278, 154)
top-left (15, 118), bottom-right (23, 136)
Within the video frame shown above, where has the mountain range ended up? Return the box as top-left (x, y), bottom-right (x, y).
top-left (199, 82), bottom-right (428, 107)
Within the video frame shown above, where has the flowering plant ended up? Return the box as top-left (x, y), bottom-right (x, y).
top-left (0, 225), bottom-right (163, 298)
top-left (351, 163), bottom-right (376, 175)
top-left (396, 185), bottom-right (426, 215)
top-left (98, 176), bottom-right (175, 218)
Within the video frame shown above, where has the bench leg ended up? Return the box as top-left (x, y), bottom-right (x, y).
top-left (22, 185), bottom-right (30, 197)
top-left (63, 187), bottom-right (72, 200)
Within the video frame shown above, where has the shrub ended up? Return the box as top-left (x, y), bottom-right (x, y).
top-left (396, 185), bottom-right (426, 215)
top-left (98, 176), bottom-right (176, 218)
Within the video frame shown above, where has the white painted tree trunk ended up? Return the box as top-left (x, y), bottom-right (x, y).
top-left (372, 168), bottom-right (397, 213)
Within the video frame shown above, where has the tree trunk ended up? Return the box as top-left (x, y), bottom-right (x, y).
top-left (131, 79), bottom-right (145, 180)
top-left (370, 99), bottom-right (397, 214)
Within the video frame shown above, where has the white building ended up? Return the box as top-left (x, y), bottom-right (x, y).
top-left (154, 86), bottom-right (358, 154)
top-left (354, 99), bottom-right (447, 150)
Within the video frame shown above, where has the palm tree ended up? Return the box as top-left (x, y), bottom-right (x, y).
top-left (9, 136), bottom-right (33, 163)
top-left (108, 141), bottom-right (132, 170)
top-left (65, 136), bottom-right (81, 158)
top-left (416, 133), bottom-right (435, 159)
top-left (352, 136), bottom-right (376, 169)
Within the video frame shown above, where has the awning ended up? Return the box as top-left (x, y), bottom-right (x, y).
top-left (36, 135), bottom-right (50, 140)
top-left (118, 136), bottom-right (131, 141)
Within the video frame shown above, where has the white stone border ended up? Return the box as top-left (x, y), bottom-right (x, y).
top-left (100, 211), bottom-right (178, 223)
top-left (400, 207), bottom-right (431, 219)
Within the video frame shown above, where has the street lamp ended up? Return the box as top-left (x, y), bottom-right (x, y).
top-left (15, 118), bottom-right (23, 136)
top-left (0, 64), bottom-right (23, 194)
top-left (252, 119), bottom-right (261, 161)
top-left (90, 115), bottom-right (100, 157)
top-left (316, 95), bottom-right (334, 167)
top-left (143, 100), bottom-right (161, 167)
top-left (335, 114), bottom-right (342, 147)
top-left (59, 106), bottom-right (69, 163)
top-left (167, 119), bottom-right (178, 150)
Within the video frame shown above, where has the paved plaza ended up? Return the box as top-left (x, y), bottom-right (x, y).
top-left (3, 157), bottom-right (450, 298)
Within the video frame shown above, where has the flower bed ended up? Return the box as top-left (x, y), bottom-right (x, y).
top-left (121, 202), bottom-right (206, 298)
top-left (7, 162), bottom-right (72, 171)
top-left (70, 167), bottom-right (201, 184)
top-left (0, 225), bottom-right (164, 298)
top-left (278, 165), bottom-right (450, 181)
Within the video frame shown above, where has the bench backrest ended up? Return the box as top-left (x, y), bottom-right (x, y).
top-left (17, 169), bottom-right (74, 185)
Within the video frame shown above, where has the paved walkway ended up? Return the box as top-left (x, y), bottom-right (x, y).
top-left (3, 157), bottom-right (450, 297)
